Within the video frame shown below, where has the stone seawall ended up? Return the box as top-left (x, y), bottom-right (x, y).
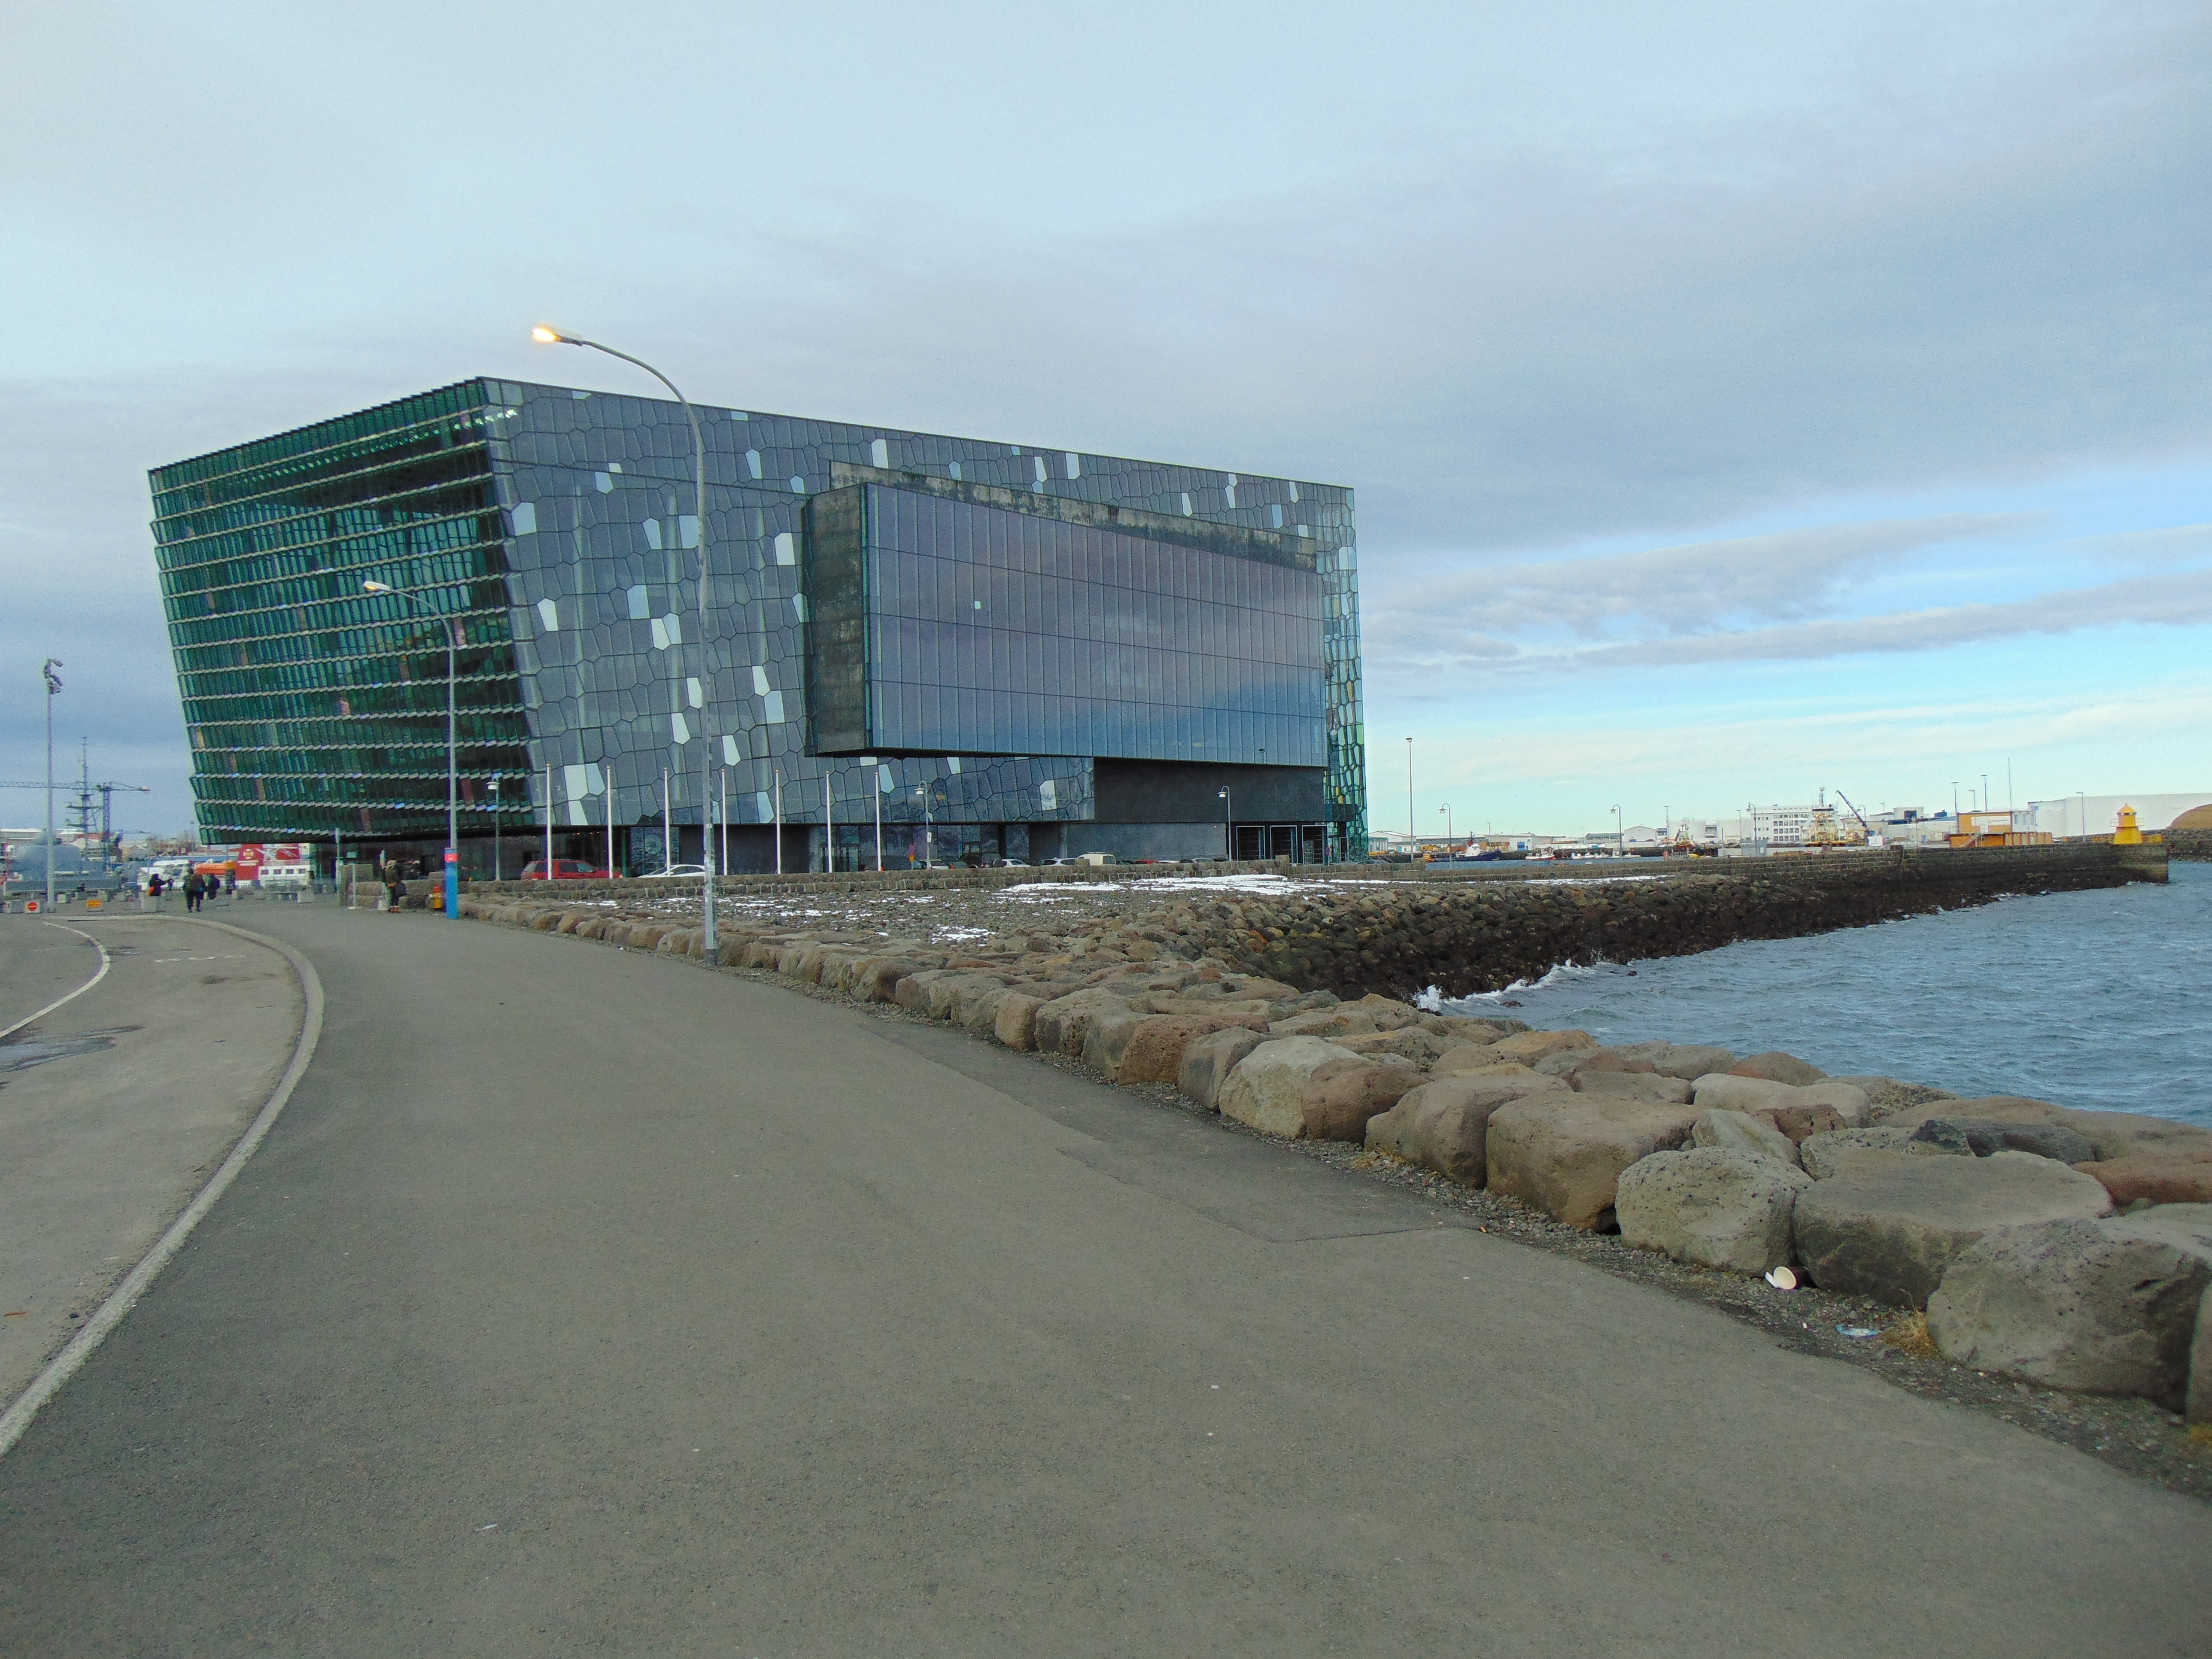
top-left (1175, 845), bottom-right (2165, 1001)
top-left (2164, 827), bottom-right (2211, 862)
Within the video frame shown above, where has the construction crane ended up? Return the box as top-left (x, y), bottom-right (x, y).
top-left (0, 772), bottom-right (152, 871)
top-left (1832, 788), bottom-right (1875, 845)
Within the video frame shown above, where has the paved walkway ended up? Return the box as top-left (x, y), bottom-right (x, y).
top-left (1, 905), bottom-right (2205, 1656)
top-left (0, 914), bottom-right (301, 1410)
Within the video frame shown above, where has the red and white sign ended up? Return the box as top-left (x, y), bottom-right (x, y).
top-left (235, 843), bottom-right (307, 883)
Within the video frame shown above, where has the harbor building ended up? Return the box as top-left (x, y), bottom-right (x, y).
top-left (149, 381), bottom-right (1366, 873)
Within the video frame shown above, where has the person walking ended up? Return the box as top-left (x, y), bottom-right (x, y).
top-left (146, 872), bottom-right (165, 912)
top-left (182, 872), bottom-right (202, 913)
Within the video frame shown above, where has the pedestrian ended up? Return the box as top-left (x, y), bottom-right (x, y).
top-left (183, 872), bottom-right (201, 912)
top-left (386, 869), bottom-right (405, 911)
top-left (146, 872), bottom-right (165, 912)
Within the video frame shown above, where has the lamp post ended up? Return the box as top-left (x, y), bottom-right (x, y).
top-left (362, 581), bottom-right (459, 918)
top-left (1218, 784), bottom-right (1232, 861)
top-left (489, 776), bottom-right (501, 881)
top-left (1405, 736), bottom-right (1414, 848)
top-left (915, 786), bottom-right (934, 868)
top-left (1613, 804), bottom-right (1623, 857)
top-left (1439, 802), bottom-right (1452, 851)
top-left (534, 326), bottom-right (716, 955)
top-left (41, 659), bottom-right (61, 913)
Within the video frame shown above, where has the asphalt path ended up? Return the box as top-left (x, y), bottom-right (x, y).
top-left (0, 914), bottom-right (105, 1034)
top-left (1, 904), bottom-right (2205, 1656)
top-left (0, 913), bottom-right (301, 1413)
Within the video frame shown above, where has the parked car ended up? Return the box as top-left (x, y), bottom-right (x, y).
top-left (639, 863), bottom-right (708, 878)
top-left (521, 859), bottom-right (612, 881)
top-left (989, 857), bottom-right (1030, 867)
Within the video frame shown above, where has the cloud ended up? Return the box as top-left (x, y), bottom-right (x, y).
top-left (1555, 566), bottom-right (2212, 670)
top-left (1361, 513), bottom-right (2036, 675)
top-left (2071, 523), bottom-right (2212, 569)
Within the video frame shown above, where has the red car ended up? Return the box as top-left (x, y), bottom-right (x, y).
top-left (521, 859), bottom-right (612, 881)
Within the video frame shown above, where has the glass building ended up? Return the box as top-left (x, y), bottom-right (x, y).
top-left (148, 380), bottom-right (1365, 873)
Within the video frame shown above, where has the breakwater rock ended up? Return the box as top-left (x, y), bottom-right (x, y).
top-left (1172, 846), bottom-right (2164, 1001)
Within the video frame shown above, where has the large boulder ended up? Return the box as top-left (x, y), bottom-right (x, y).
top-left (1491, 1029), bottom-right (1598, 1065)
top-left (852, 957), bottom-right (921, 1003)
top-left (1907, 1117), bottom-right (2099, 1165)
top-left (1082, 1003), bottom-right (1161, 1079)
top-left (1428, 1044), bottom-right (1507, 1078)
top-left (1215, 1037), bottom-right (1362, 1138)
top-left (1301, 1057), bottom-right (1424, 1142)
top-left (960, 985), bottom-right (1014, 1034)
top-left (2053, 1109), bottom-right (2212, 1164)
top-left (1691, 1074), bottom-right (1873, 1128)
top-left (1486, 1096), bottom-right (1698, 1230)
top-left (1118, 1012), bottom-right (1270, 1086)
top-left (1880, 1096), bottom-right (2063, 1134)
top-left (1268, 1007), bottom-right (1379, 1039)
top-left (1927, 1206), bottom-right (2212, 1409)
top-left (2071, 1151), bottom-right (2212, 1209)
top-left (993, 992), bottom-right (1045, 1051)
top-left (892, 968), bottom-right (954, 1014)
top-left (1799, 1127), bottom-right (1963, 1179)
top-left (1348, 994), bottom-right (1428, 1031)
top-left (1613, 1041), bottom-right (1737, 1081)
top-left (1033, 987), bottom-right (1151, 1057)
top-left (1793, 1151), bottom-right (2114, 1308)
top-left (2192, 1282), bottom-right (2212, 1427)
top-left (1616, 1149), bottom-right (1812, 1273)
top-left (1178, 1027), bottom-right (1270, 1109)
top-left (1364, 1074), bottom-right (1570, 1186)
top-left (1831, 1076), bottom-right (1957, 1119)
top-left (1333, 1026), bottom-right (1464, 1068)
top-left (1571, 1070), bottom-right (1693, 1105)
top-left (1692, 1107), bottom-right (1802, 1170)
top-left (1728, 1051), bottom-right (1826, 1086)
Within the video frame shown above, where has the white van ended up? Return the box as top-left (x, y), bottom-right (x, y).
top-left (258, 863), bottom-right (312, 893)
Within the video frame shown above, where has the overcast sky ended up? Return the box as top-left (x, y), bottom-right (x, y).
top-left (4, 1), bottom-right (2208, 840)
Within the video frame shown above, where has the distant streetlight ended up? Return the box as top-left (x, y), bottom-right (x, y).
top-left (534, 325), bottom-right (717, 954)
top-left (1405, 736), bottom-right (1414, 843)
top-left (914, 785), bottom-right (936, 867)
top-left (363, 580), bottom-right (459, 917)
top-left (1439, 803), bottom-right (1452, 848)
top-left (489, 775), bottom-right (501, 881)
top-left (1219, 784), bottom-right (1233, 860)
top-left (1613, 803), bottom-right (1623, 857)
top-left (41, 659), bottom-right (61, 914)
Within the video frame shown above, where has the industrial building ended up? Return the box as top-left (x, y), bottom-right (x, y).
top-left (149, 381), bottom-right (1366, 872)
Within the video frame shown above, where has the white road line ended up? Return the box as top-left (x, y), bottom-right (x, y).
top-left (0, 916), bottom-right (326, 1461)
top-left (0, 924), bottom-right (113, 1042)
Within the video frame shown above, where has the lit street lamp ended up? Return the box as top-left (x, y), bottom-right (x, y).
top-left (362, 580), bottom-right (459, 917)
top-left (534, 325), bottom-right (717, 956)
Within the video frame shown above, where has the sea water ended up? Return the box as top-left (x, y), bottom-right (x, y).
top-left (1436, 860), bottom-right (2211, 1128)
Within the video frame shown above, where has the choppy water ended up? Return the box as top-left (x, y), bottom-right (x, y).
top-left (1436, 860), bottom-right (2211, 1128)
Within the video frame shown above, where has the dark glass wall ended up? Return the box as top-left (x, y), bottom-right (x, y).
top-left (805, 481), bottom-right (1325, 766)
top-left (149, 381), bottom-right (530, 840)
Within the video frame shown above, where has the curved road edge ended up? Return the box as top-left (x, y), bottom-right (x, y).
top-left (0, 923), bottom-right (114, 1042)
top-left (0, 916), bottom-right (326, 1460)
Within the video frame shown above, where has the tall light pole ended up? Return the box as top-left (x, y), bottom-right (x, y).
top-left (1218, 784), bottom-right (1233, 860)
top-left (1405, 736), bottom-right (1414, 848)
top-left (1613, 803), bottom-right (1623, 857)
top-left (489, 775), bottom-right (501, 881)
top-left (1439, 802), bottom-right (1452, 849)
top-left (362, 581), bottom-right (459, 917)
top-left (534, 326), bottom-right (717, 954)
top-left (915, 786), bottom-right (934, 868)
top-left (41, 659), bottom-right (61, 912)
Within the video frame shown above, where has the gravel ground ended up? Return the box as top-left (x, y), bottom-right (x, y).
top-left (459, 882), bottom-right (2212, 1506)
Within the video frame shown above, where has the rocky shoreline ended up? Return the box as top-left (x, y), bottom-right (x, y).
top-left (441, 851), bottom-right (2212, 1500)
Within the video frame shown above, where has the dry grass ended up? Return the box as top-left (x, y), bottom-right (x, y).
top-left (1884, 1310), bottom-right (1939, 1358)
top-left (2189, 1424), bottom-right (2212, 1452)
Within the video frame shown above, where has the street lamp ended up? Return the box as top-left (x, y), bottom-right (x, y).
top-left (1439, 802), bottom-right (1452, 850)
top-left (534, 325), bottom-right (717, 956)
top-left (1613, 803), bottom-right (1623, 857)
top-left (1218, 784), bottom-right (1233, 861)
top-left (41, 659), bottom-right (61, 914)
top-left (363, 580), bottom-right (460, 917)
top-left (489, 775), bottom-right (501, 881)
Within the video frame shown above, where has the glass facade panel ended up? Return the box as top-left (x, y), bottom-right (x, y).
top-left (153, 378), bottom-right (1366, 859)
